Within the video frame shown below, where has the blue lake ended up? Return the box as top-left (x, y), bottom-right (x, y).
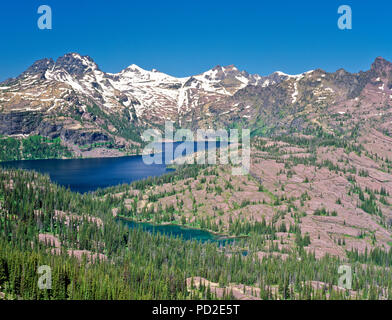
top-left (1, 141), bottom-right (242, 245)
top-left (119, 219), bottom-right (239, 247)
top-left (0, 141), bottom-right (219, 193)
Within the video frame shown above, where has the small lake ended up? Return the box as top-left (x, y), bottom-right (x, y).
top-left (119, 218), bottom-right (240, 247)
top-left (0, 141), bottom-right (219, 193)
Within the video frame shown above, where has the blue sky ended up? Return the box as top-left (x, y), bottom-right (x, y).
top-left (0, 0), bottom-right (391, 80)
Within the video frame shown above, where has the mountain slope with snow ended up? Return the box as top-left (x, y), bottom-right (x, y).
top-left (0, 53), bottom-right (294, 128)
top-left (2, 53), bottom-right (391, 158)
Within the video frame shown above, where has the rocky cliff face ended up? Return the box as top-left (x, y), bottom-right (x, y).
top-left (0, 111), bottom-right (42, 136)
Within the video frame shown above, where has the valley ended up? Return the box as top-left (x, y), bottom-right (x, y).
top-left (2, 54), bottom-right (392, 300)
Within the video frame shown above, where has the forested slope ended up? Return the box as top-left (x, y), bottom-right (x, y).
top-left (1, 168), bottom-right (392, 300)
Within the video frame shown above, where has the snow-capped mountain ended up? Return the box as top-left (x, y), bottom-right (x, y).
top-left (2, 52), bottom-right (391, 158)
top-left (0, 53), bottom-right (290, 122)
top-left (0, 52), bottom-right (293, 154)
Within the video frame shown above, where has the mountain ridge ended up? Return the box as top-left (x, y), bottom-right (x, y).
top-left (1, 53), bottom-right (392, 159)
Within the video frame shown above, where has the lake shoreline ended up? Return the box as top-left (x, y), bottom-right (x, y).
top-left (118, 215), bottom-right (249, 241)
top-left (0, 139), bottom-right (222, 163)
top-left (0, 141), bottom-right (224, 193)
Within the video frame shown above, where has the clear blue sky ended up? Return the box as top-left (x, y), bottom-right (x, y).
top-left (0, 0), bottom-right (391, 80)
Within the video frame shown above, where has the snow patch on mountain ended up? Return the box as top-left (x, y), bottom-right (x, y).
top-left (1, 52), bottom-right (313, 120)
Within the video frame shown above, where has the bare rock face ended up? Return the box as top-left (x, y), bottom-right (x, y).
top-left (0, 111), bottom-right (42, 135)
top-left (61, 129), bottom-right (110, 146)
top-left (54, 53), bottom-right (99, 77)
top-left (18, 58), bottom-right (54, 79)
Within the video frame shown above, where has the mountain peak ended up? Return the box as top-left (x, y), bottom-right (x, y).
top-left (371, 56), bottom-right (392, 73)
top-left (126, 63), bottom-right (144, 70)
top-left (20, 58), bottom-right (55, 79)
top-left (210, 64), bottom-right (239, 72)
top-left (224, 64), bottom-right (238, 70)
top-left (54, 52), bottom-right (100, 76)
top-left (211, 65), bottom-right (222, 71)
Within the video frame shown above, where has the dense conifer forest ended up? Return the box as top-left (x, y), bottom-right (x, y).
top-left (0, 135), bottom-right (72, 161)
top-left (1, 167), bottom-right (392, 300)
